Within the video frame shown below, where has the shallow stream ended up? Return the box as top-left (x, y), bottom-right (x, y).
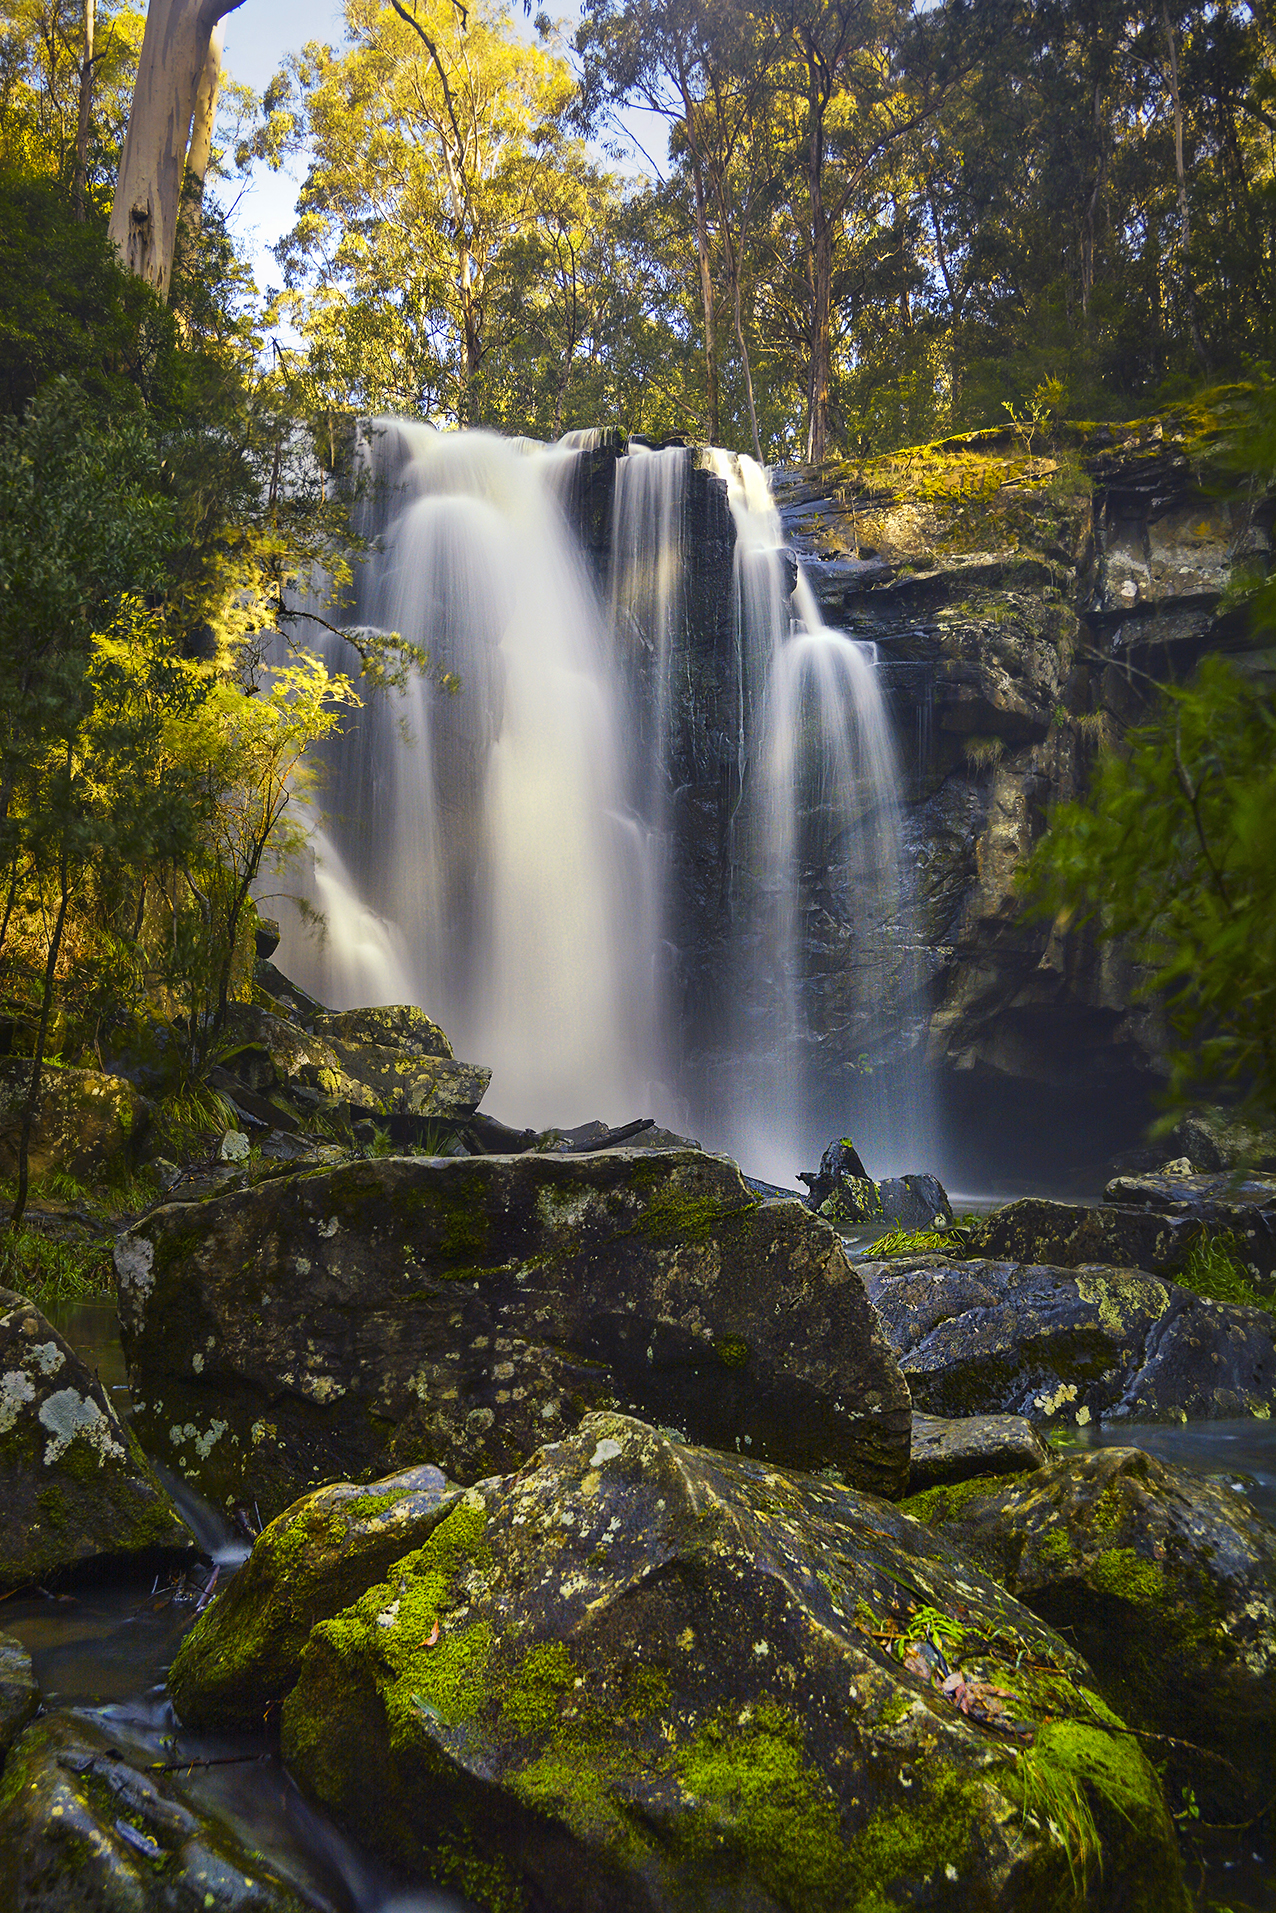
top-left (6, 1299), bottom-right (1272, 1912)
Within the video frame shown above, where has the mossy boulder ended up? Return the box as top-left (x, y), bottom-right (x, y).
top-left (0, 1634), bottom-right (37, 1760)
top-left (269, 1411), bottom-right (1186, 1913)
top-left (114, 1149), bottom-right (911, 1517)
top-left (315, 1004), bottom-right (453, 1059)
top-left (863, 1255), bottom-right (1276, 1426)
top-left (0, 1287), bottom-right (196, 1592)
top-left (0, 1061), bottom-right (151, 1184)
top-left (325, 1039), bottom-right (490, 1118)
top-left (0, 1710), bottom-right (326, 1910)
top-left (901, 1446), bottom-right (1276, 1819)
top-left (909, 1413), bottom-right (1047, 1491)
top-left (169, 1461), bottom-right (457, 1731)
top-left (970, 1198), bottom-right (1203, 1281)
top-left (1103, 1173), bottom-right (1276, 1294)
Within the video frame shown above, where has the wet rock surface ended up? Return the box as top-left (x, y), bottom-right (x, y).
top-left (0, 1633), bottom-right (38, 1759)
top-left (115, 1149), bottom-right (911, 1517)
top-left (0, 1287), bottom-right (196, 1592)
top-left (908, 1413), bottom-right (1047, 1491)
top-left (170, 1462), bottom-right (458, 1732)
top-left (0, 1710), bottom-right (326, 1911)
top-left (799, 1139), bottom-right (952, 1234)
top-left (901, 1446), bottom-right (1276, 1819)
top-left (1103, 1173), bottom-right (1276, 1291)
top-left (971, 1196), bottom-right (1204, 1279)
top-left (862, 1256), bottom-right (1276, 1426)
top-left (188, 1411), bottom-right (1187, 1913)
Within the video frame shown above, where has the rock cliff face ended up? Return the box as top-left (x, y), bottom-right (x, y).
top-left (775, 401), bottom-right (1272, 1180)
top-left (567, 396), bottom-right (1272, 1183)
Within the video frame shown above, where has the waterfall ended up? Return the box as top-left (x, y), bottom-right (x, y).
top-left (273, 422), bottom-right (653, 1128)
top-left (272, 423), bottom-right (928, 1179)
top-left (692, 451), bottom-right (928, 1184)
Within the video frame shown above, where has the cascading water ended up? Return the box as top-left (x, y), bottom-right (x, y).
top-left (696, 451), bottom-right (929, 1184)
top-left (274, 422), bottom-right (653, 1127)
top-left (273, 423), bottom-right (928, 1178)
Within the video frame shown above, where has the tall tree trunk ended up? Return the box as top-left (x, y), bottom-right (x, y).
top-left (730, 249), bottom-right (762, 464)
top-left (11, 771), bottom-right (73, 1230)
top-left (688, 146), bottom-right (720, 445)
top-left (178, 19), bottom-right (225, 240)
top-left (108, 0), bottom-right (246, 299)
top-left (73, 0), bottom-right (96, 221)
top-left (806, 197), bottom-right (833, 465)
top-left (675, 57), bottom-right (719, 445)
top-left (1160, 0), bottom-right (1209, 368)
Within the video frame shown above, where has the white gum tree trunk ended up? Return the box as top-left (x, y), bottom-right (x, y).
top-left (108, 0), bottom-right (245, 299)
top-left (179, 20), bottom-right (225, 238)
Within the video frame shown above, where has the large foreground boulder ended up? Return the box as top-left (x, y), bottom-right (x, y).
top-left (176, 1412), bottom-right (1187, 1913)
top-left (0, 1288), bottom-right (196, 1591)
top-left (863, 1255), bottom-right (1276, 1425)
top-left (115, 1150), bottom-right (911, 1516)
top-left (0, 1712), bottom-right (327, 1911)
top-left (902, 1447), bottom-right (1276, 1820)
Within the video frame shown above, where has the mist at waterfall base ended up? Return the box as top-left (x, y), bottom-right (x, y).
top-left (272, 423), bottom-right (935, 1189)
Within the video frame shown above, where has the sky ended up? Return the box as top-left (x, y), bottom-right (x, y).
top-left (213, 3), bottom-right (346, 298)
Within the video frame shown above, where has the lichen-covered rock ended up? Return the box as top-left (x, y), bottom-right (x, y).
top-left (901, 1447), bottom-right (1276, 1818)
top-left (275, 1412), bottom-right (1187, 1913)
top-left (0, 1634), bottom-right (37, 1759)
top-left (314, 1004), bottom-right (453, 1059)
top-left (909, 1413), bottom-right (1047, 1491)
top-left (0, 1062), bottom-right (151, 1184)
top-left (970, 1197), bottom-right (1202, 1280)
top-left (801, 1140), bottom-right (952, 1235)
top-left (1103, 1173), bottom-right (1276, 1293)
top-left (0, 1711), bottom-right (325, 1910)
top-left (863, 1256), bottom-right (1276, 1426)
top-left (0, 1288), bottom-right (195, 1592)
top-left (169, 1462), bottom-right (457, 1731)
top-left (115, 1150), bottom-right (911, 1517)
top-left (326, 1039), bottom-right (490, 1118)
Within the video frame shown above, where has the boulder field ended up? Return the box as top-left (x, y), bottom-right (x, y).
top-left (169, 1411), bottom-right (1191, 1913)
top-left (113, 1148), bottom-right (911, 1517)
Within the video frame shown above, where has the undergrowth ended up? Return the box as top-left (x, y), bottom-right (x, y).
top-left (869, 1215), bottom-right (980, 1257)
top-left (154, 1082), bottom-right (237, 1159)
top-left (0, 1225), bottom-right (113, 1308)
top-left (1176, 1230), bottom-right (1273, 1314)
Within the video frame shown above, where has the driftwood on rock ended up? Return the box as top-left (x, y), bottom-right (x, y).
top-left (108, 0), bottom-right (245, 298)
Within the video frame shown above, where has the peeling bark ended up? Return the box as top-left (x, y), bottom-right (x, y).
top-left (179, 19), bottom-right (225, 238)
top-left (108, 0), bottom-right (246, 299)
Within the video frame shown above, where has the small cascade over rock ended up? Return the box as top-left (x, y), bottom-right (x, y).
top-left (700, 449), bottom-right (928, 1182)
top-left (274, 423), bottom-right (930, 1176)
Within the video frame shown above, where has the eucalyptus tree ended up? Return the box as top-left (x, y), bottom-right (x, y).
top-left (108, 0), bottom-right (245, 296)
top-left (577, 0), bottom-right (736, 442)
top-left (274, 0), bottom-right (607, 427)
